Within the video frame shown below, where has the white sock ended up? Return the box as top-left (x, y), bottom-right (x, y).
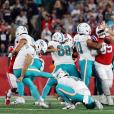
top-left (7, 89), bottom-right (12, 98)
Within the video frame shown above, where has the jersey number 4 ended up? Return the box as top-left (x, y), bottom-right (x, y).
top-left (75, 42), bottom-right (83, 54)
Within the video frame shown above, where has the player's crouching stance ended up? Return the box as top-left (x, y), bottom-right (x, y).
top-left (53, 69), bottom-right (103, 110)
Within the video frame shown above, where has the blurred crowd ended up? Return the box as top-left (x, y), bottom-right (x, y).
top-left (0, 0), bottom-right (114, 56)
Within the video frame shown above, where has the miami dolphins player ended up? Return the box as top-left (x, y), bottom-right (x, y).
top-left (12, 26), bottom-right (53, 107)
top-left (12, 39), bottom-right (54, 107)
top-left (54, 69), bottom-right (103, 109)
top-left (73, 23), bottom-right (105, 86)
top-left (40, 32), bottom-right (80, 103)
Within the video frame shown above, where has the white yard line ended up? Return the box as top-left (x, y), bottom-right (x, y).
top-left (0, 107), bottom-right (114, 111)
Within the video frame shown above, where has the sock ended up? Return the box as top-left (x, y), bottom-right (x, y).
top-left (7, 89), bottom-right (12, 98)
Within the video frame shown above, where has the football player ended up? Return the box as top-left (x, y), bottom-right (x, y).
top-left (12, 39), bottom-right (53, 107)
top-left (54, 69), bottom-right (103, 110)
top-left (73, 23), bottom-right (105, 86)
top-left (5, 38), bottom-right (19, 105)
top-left (40, 32), bottom-right (80, 104)
top-left (94, 26), bottom-right (114, 105)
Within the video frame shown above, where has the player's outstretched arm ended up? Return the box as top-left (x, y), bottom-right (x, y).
top-left (46, 46), bottom-right (58, 52)
top-left (87, 39), bottom-right (102, 50)
top-left (12, 39), bottom-right (27, 55)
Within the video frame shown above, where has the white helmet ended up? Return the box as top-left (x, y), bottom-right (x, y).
top-left (96, 26), bottom-right (106, 38)
top-left (77, 23), bottom-right (91, 35)
top-left (35, 39), bottom-right (47, 53)
top-left (52, 32), bottom-right (64, 43)
top-left (54, 69), bottom-right (68, 79)
top-left (16, 26), bottom-right (28, 37)
top-left (64, 33), bottom-right (73, 44)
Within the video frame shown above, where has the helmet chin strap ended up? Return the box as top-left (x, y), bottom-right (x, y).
top-left (19, 33), bottom-right (28, 36)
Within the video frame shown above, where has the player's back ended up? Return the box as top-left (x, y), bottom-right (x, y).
top-left (48, 41), bottom-right (74, 65)
top-left (58, 76), bottom-right (90, 95)
top-left (74, 34), bottom-right (94, 60)
top-left (13, 44), bottom-right (35, 69)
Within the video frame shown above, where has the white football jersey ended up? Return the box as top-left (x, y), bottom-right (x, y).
top-left (73, 34), bottom-right (94, 61)
top-left (18, 34), bottom-right (35, 46)
top-left (58, 77), bottom-right (91, 96)
top-left (48, 41), bottom-right (74, 66)
top-left (13, 44), bottom-right (35, 69)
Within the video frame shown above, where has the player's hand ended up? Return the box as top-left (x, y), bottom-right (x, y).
top-left (8, 53), bottom-right (13, 58)
top-left (17, 76), bottom-right (24, 82)
top-left (54, 48), bottom-right (58, 52)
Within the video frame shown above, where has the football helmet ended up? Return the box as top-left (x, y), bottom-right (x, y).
top-left (96, 26), bottom-right (106, 38)
top-left (15, 26), bottom-right (28, 37)
top-left (35, 39), bottom-right (47, 53)
top-left (55, 69), bottom-right (69, 79)
top-left (64, 33), bottom-right (73, 44)
top-left (77, 23), bottom-right (91, 35)
top-left (52, 32), bottom-right (64, 43)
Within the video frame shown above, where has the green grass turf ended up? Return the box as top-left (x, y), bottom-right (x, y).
top-left (0, 96), bottom-right (114, 114)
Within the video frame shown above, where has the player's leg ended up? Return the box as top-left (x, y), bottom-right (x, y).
top-left (5, 73), bottom-right (18, 105)
top-left (95, 62), bottom-right (114, 105)
top-left (41, 78), bottom-right (57, 100)
top-left (23, 78), bottom-right (41, 101)
top-left (93, 64), bottom-right (103, 95)
top-left (12, 69), bottom-right (25, 104)
top-left (41, 65), bottom-right (62, 101)
top-left (56, 84), bottom-right (75, 109)
top-left (79, 60), bottom-right (93, 86)
top-left (105, 67), bottom-right (114, 105)
top-left (26, 66), bottom-right (53, 78)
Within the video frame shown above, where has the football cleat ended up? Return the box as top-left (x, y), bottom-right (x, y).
top-left (35, 101), bottom-right (49, 108)
top-left (11, 97), bottom-right (25, 104)
top-left (107, 96), bottom-right (114, 106)
top-left (95, 100), bottom-right (103, 110)
top-left (62, 103), bottom-right (75, 110)
top-left (99, 94), bottom-right (108, 105)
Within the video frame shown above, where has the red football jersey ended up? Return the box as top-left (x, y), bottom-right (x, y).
top-left (95, 38), bottom-right (114, 65)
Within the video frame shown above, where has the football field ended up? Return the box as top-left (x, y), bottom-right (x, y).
top-left (0, 96), bottom-right (114, 114)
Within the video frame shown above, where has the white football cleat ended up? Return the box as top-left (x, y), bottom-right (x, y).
top-left (35, 101), bottom-right (49, 108)
top-left (95, 100), bottom-right (103, 110)
top-left (107, 96), bottom-right (114, 106)
top-left (99, 94), bottom-right (108, 105)
top-left (62, 103), bottom-right (75, 110)
top-left (11, 97), bottom-right (25, 104)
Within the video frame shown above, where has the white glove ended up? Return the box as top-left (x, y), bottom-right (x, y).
top-left (8, 53), bottom-right (13, 58)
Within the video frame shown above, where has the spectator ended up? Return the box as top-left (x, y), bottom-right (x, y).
top-left (2, 0), bottom-right (12, 24)
top-left (53, 0), bottom-right (63, 19)
top-left (103, 4), bottom-right (114, 27)
top-left (0, 43), bottom-right (7, 56)
top-left (41, 23), bottom-right (52, 42)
